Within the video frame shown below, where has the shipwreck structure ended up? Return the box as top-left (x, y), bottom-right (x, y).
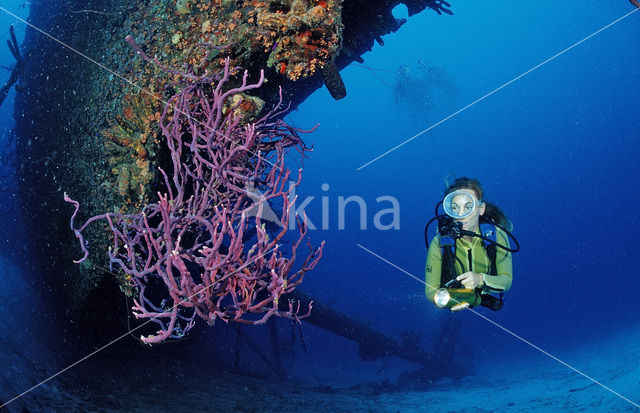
top-left (6, 0), bottom-right (455, 376)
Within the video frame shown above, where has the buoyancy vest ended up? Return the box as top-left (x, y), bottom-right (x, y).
top-left (439, 222), bottom-right (498, 288)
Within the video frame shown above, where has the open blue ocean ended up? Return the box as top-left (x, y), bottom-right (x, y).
top-left (1, 1), bottom-right (639, 411)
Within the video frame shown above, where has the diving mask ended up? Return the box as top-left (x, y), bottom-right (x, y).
top-left (443, 189), bottom-right (481, 219)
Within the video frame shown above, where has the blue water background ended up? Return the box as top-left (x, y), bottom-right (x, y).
top-left (0, 0), bottom-right (639, 405)
top-left (0, 1), bottom-right (27, 256)
top-left (285, 1), bottom-right (640, 367)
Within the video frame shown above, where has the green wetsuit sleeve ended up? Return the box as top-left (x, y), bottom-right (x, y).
top-left (483, 228), bottom-right (513, 292)
top-left (425, 235), bottom-right (442, 304)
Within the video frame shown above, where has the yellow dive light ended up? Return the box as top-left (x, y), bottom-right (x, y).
top-left (433, 288), bottom-right (477, 309)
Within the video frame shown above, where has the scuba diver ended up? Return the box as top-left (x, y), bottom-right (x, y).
top-left (424, 177), bottom-right (519, 312)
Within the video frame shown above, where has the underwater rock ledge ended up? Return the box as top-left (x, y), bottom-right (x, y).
top-left (12, 0), bottom-right (452, 336)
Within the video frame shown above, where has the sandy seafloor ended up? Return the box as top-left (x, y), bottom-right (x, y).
top-left (1, 252), bottom-right (638, 413)
top-left (2, 334), bottom-right (639, 412)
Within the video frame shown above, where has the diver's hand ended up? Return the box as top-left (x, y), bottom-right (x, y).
top-left (450, 302), bottom-right (469, 312)
top-left (457, 271), bottom-right (484, 289)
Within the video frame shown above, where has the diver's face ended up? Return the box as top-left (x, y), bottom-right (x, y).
top-left (452, 192), bottom-right (485, 230)
top-left (450, 194), bottom-right (474, 217)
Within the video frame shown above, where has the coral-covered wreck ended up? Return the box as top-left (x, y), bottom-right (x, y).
top-left (8, 0), bottom-right (454, 373)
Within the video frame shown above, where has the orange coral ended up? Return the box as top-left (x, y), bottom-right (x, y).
top-left (255, 0), bottom-right (341, 80)
top-left (102, 92), bottom-right (160, 205)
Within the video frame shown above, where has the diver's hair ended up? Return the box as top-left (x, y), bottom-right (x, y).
top-left (444, 177), bottom-right (513, 232)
